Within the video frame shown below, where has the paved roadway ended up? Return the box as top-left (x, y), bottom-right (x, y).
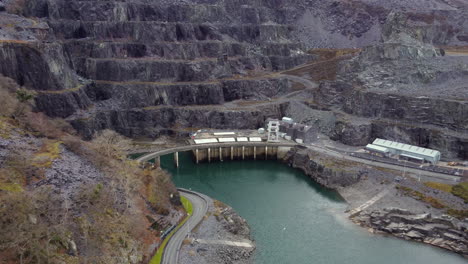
top-left (162, 188), bottom-right (209, 264)
top-left (137, 140), bottom-right (461, 182)
top-left (307, 143), bottom-right (462, 182)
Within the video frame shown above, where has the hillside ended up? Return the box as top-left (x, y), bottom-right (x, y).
top-left (0, 76), bottom-right (183, 263)
top-left (0, 0), bottom-right (467, 262)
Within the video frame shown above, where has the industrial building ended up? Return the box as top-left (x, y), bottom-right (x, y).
top-left (366, 138), bottom-right (441, 164)
top-left (266, 117), bottom-right (317, 144)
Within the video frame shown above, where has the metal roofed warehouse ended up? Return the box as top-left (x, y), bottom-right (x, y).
top-left (372, 138), bottom-right (441, 164)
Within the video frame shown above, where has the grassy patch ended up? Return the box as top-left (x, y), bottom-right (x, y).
top-left (424, 182), bottom-right (453, 193)
top-left (150, 195), bottom-right (193, 264)
top-left (451, 182), bottom-right (468, 203)
top-left (424, 196), bottom-right (446, 209)
top-left (0, 118), bottom-right (14, 139)
top-left (446, 209), bottom-right (468, 219)
top-left (180, 195), bottom-right (193, 215)
top-left (396, 185), bottom-right (446, 209)
top-left (0, 182), bottom-right (23, 192)
top-left (32, 140), bottom-right (61, 168)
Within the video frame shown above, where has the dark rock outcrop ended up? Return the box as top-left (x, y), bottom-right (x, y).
top-left (0, 0), bottom-right (319, 138)
top-left (352, 208), bottom-right (468, 257)
top-left (283, 147), bottom-right (362, 189)
top-left (71, 103), bottom-right (283, 139)
top-left (0, 1), bottom-right (466, 160)
top-left (0, 42), bottom-right (80, 91)
top-left (35, 85), bottom-right (93, 118)
top-left (330, 120), bottom-right (372, 146)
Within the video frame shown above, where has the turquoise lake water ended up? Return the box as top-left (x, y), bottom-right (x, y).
top-left (160, 152), bottom-right (466, 264)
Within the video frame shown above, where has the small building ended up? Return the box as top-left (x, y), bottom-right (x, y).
top-left (287, 123), bottom-right (299, 139)
top-left (264, 119), bottom-right (317, 144)
top-left (282, 117), bottom-right (294, 124)
top-left (371, 138), bottom-right (441, 164)
top-left (279, 122), bottom-right (292, 134)
top-left (295, 125), bottom-right (317, 144)
top-left (365, 144), bottom-right (390, 157)
top-left (267, 120), bottom-right (280, 142)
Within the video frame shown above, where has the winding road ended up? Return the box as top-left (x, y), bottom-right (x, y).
top-left (162, 188), bottom-right (210, 264)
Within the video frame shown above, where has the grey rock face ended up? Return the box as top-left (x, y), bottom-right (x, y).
top-left (0, 0), bottom-right (317, 138)
top-left (35, 85), bottom-right (93, 118)
top-left (0, 42), bottom-right (80, 91)
top-left (0, 0), bottom-right (466, 159)
top-left (352, 209), bottom-right (468, 256)
top-left (283, 147), bottom-right (362, 189)
top-left (303, 14), bottom-right (468, 159)
top-left (331, 121), bottom-right (372, 146)
top-left (71, 103), bottom-right (283, 139)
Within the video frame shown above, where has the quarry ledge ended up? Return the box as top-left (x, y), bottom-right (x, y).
top-left (282, 147), bottom-right (468, 258)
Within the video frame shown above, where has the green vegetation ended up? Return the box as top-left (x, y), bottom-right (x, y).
top-left (0, 76), bottom-right (180, 262)
top-left (32, 140), bottom-right (62, 168)
top-left (181, 195), bottom-right (193, 215)
top-left (451, 182), bottom-right (468, 203)
top-left (0, 182), bottom-right (23, 192)
top-left (16, 89), bottom-right (34, 103)
top-left (424, 182), bottom-right (453, 193)
top-left (150, 195), bottom-right (193, 264)
top-left (396, 185), bottom-right (446, 209)
top-left (446, 209), bottom-right (468, 219)
top-left (0, 118), bottom-right (13, 139)
top-left (424, 196), bottom-right (446, 209)
top-left (90, 183), bottom-right (103, 201)
top-left (397, 185), bottom-right (468, 218)
top-left (423, 181), bottom-right (468, 204)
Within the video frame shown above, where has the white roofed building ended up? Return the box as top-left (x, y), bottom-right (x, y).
top-left (371, 138), bottom-right (441, 164)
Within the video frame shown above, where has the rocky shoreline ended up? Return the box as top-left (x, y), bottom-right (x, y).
top-left (179, 198), bottom-right (255, 264)
top-left (283, 147), bottom-right (468, 258)
top-left (351, 208), bottom-right (467, 256)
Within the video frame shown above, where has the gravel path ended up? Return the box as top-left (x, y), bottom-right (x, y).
top-left (179, 198), bottom-right (255, 264)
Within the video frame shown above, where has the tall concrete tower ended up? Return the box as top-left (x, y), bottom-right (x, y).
top-left (267, 120), bottom-right (280, 142)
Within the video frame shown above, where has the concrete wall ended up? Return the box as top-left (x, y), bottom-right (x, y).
top-left (191, 146), bottom-right (292, 163)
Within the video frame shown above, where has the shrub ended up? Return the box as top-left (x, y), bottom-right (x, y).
top-left (0, 187), bottom-right (71, 263)
top-left (451, 182), bottom-right (468, 203)
top-left (32, 139), bottom-right (62, 169)
top-left (25, 112), bottom-right (63, 139)
top-left (13, 89), bottom-right (35, 118)
top-left (75, 183), bottom-right (143, 262)
top-left (446, 209), bottom-right (468, 219)
top-left (5, 0), bottom-right (26, 15)
top-left (0, 89), bottom-right (18, 117)
top-left (0, 77), bottom-right (20, 117)
top-left (424, 182), bottom-right (453, 193)
top-left (396, 185), bottom-right (446, 209)
top-left (423, 196), bottom-right (445, 209)
top-left (16, 89), bottom-right (34, 103)
top-left (92, 129), bottom-right (132, 160)
top-left (1, 150), bottom-right (38, 186)
top-left (0, 76), bottom-right (35, 119)
top-left (141, 168), bottom-right (178, 215)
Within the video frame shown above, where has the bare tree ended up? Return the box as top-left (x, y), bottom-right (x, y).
top-left (92, 129), bottom-right (132, 160)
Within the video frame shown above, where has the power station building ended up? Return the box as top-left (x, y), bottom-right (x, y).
top-left (266, 117), bottom-right (317, 144)
top-left (366, 138), bottom-right (441, 164)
